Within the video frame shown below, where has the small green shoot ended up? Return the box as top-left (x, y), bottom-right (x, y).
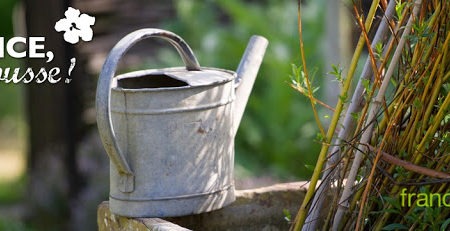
top-left (290, 64), bottom-right (320, 96)
top-left (283, 209), bottom-right (292, 223)
top-left (395, 0), bottom-right (407, 20)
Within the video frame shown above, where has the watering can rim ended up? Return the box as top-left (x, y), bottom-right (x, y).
top-left (112, 66), bottom-right (237, 92)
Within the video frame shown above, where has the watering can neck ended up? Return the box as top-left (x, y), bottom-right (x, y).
top-left (232, 35), bottom-right (268, 136)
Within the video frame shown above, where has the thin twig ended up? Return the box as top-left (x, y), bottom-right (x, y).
top-left (296, 0), bottom-right (326, 137)
top-left (366, 145), bottom-right (450, 179)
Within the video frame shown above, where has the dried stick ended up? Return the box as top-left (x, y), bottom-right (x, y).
top-left (367, 145), bottom-right (450, 179)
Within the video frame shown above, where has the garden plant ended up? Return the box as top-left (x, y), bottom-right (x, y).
top-left (290, 0), bottom-right (450, 230)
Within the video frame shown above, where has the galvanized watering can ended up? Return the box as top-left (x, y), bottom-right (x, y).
top-left (96, 28), bottom-right (267, 217)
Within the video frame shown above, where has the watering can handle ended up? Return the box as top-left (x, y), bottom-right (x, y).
top-left (96, 28), bottom-right (201, 192)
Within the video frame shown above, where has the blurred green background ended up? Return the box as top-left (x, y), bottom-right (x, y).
top-left (147, 0), bottom-right (325, 179)
top-left (0, 0), bottom-right (326, 229)
top-left (0, 0), bottom-right (28, 230)
top-left (0, 0), bottom-right (22, 123)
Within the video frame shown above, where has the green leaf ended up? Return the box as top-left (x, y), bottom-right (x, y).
top-left (283, 209), bottom-right (291, 222)
top-left (382, 208), bottom-right (401, 214)
top-left (304, 164), bottom-right (315, 171)
top-left (351, 112), bottom-right (360, 120)
top-left (312, 86), bottom-right (320, 94)
top-left (443, 83), bottom-right (450, 94)
top-left (382, 223), bottom-right (408, 231)
top-left (441, 218), bottom-right (450, 231)
top-left (329, 63), bottom-right (343, 83)
top-left (315, 132), bottom-right (325, 142)
top-left (382, 196), bottom-right (402, 210)
top-left (362, 79), bottom-right (371, 92)
top-left (339, 92), bottom-right (348, 103)
top-left (413, 98), bottom-right (422, 109)
top-left (375, 42), bottom-right (384, 59)
top-left (395, 1), bottom-right (407, 20)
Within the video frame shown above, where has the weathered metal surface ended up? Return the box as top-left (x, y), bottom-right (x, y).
top-left (233, 35), bottom-right (268, 136)
top-left (96, 28), bottom-right (267, 218)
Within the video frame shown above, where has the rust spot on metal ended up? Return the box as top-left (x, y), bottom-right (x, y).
top-left (197, 127), bottom-right (207, 134)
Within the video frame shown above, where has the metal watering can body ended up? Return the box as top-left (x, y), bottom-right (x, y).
top-left (96, 29), bottom-right (267, 217)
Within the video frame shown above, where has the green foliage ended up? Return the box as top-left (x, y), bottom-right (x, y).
top-left (283, 208), bottom-right (292, 223)
top-left (290, 64), bottom-right (320, 96)
top-left (0, 56), bottom-right (24, 120)
top-left (0, 176), bottom-right (26, 204)
top-left (0, 0), bottom-right (22, 120)
top-left (157, 0), bottom-right (325, 178)
top-left (382, 223), bottom-right (408, 231)
top-left (0, 0), bottom-right (17, 37)
top-left (0, 218), bottom-right (33, 231)
top-left (441, 219), bottom-right (450, 231)
top-left (374, 42), bottom-right (384, 60)
top-left (395, 1), bottom-right (407, 21)
top-left (0, 1), bottom-right (26, 219)
top-left (329, 64), bottom-right (344, 85)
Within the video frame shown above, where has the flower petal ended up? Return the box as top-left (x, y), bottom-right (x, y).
top-left (65, 7), bottom-right (80, 21)
top-left (80, 28), bottom-right (93, 42)
top-left (54, 18), bottom-right (71, 32)
top-left (78, 14), bottom-right (96, 26)
top-left (63, 31), bottom-right (80, 44)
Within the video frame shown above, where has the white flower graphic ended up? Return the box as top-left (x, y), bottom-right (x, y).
top-left (55, 7), bottom-right (95, 44)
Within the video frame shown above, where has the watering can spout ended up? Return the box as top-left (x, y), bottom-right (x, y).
top-left (234, 35), bottom-right (268, 136)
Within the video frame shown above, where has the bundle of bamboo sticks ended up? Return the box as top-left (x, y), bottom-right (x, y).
top-left (291, 0), bottom-right (449, 230)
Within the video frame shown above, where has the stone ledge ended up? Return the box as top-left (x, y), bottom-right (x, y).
top-left (98, 181), bottom-right (310, 231)
top-left (98, 205), bottom-right (191, 231)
